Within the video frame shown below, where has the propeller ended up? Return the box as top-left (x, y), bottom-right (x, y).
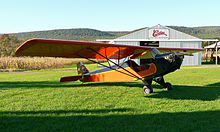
top-left (174, 51), bottom-right (193, 56)
top-left (165, 51), bottom-right (193, 63)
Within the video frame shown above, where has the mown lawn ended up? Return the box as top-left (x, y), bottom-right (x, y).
top-left (0, 66), bottom-right (220, 131)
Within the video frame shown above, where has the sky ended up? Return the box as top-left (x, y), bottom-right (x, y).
top-left (0, 0), bottom-right (220, 33)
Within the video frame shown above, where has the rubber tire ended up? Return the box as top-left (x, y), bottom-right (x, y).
top-left (143, 85), bottom-right (153, 94)
top-left (163, 82), bottom-right (173, 90)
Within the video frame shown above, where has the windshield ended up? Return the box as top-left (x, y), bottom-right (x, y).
top-left (140, 48), bottom-right (161, 59)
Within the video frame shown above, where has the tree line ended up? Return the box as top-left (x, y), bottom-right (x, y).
top-left (13, 28), bottom-right (128, 41)
top-left (168, 26), bottom-right (220, 39)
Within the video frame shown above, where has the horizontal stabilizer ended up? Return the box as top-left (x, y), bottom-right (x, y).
top-left (60, 75), bottom-right (82, 82)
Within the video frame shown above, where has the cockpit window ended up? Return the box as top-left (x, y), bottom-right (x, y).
top-left (140, 48), bottom-right (161, 59)
top-left (149, 48), bottom-right (160, 58)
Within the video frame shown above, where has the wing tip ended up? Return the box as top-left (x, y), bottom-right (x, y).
top-left (15, 38), bottom-right (39, 56)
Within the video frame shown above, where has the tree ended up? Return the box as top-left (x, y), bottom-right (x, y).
top-left (0, 34), bottom-right (22, 56)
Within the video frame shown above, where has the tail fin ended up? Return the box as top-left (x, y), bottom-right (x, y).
top-left (77, 62), bottom-right (89, 75)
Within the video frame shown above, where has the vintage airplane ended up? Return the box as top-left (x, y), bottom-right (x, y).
top-left (15, 39), bottom-right (203, 94)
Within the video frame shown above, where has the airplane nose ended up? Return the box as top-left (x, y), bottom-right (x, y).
top-left (176, 55), bottom-right (184, 66)
top-left (176, 54), bottom-right (184, 60)
top-left (165, 53), bottom-right (176, 63)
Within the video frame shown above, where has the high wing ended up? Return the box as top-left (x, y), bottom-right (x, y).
top-left (15, 39), bottom-right (203, 59)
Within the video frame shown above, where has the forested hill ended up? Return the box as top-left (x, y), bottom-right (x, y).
top-left (10, 26), bottom-right (220, 40)
top-left (12, 28), bottom-right (128, 41)
top-left (167, 26), bottom-right (220, 39)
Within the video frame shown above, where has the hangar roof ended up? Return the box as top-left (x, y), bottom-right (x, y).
top-left (115, 24), bottom-right (201, 41)
top-left (97, 24), bottom-right (218, 42)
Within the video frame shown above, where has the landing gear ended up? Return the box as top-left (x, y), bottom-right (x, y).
top-left (142, 79), bottom-right (153, 94)
top-left (153, 76), bottom-right (173, 91)
top-left (163, 82), bottom-right (173, 90)
top-left (142, 77), bottom-right (173, 94)
top-left (143, 85), bottom-right (153, 94)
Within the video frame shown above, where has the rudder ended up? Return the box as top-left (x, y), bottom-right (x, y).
top-left (77, 62), bottom-right (89, 75)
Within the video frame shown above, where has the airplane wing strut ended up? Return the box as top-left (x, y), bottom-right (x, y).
top-left (87, 47), bottom-right (142, 79)
top-left (77, 47), bottom-right (142, 80)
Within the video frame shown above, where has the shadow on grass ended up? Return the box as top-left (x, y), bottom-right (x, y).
top-left (0, 109), bottom-right (220, 131)
top-left (0, 81), bottom-right (219, 101)
top-left (145, 82), bottom-right (220, 101)
top-left (0, 81), bottom-right (144, 89)
top-left (0, 108), bottom-right (133, 115)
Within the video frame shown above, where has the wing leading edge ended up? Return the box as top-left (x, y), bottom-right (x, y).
top-left (15, 38), bottom-right (203, 59)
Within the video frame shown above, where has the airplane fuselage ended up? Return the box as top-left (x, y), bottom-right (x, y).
top-left (82, 52), bottom-right (184, 82)
top-left (143, 52), bottom-right (184, 79)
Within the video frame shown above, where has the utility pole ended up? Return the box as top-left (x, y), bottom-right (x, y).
top-left (216, 42), bottom-right (218, 65)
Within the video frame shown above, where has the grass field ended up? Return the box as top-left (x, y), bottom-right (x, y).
top-left (0, 66), bottom-right (220, 131)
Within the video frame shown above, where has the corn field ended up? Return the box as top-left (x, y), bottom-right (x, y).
top-left (0, 57), bottom-right (93, 71)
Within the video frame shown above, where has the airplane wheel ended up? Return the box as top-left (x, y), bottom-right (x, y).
top-left (143, 85), bottom-right (153, 94)
top-left (163, 82), bottom-right (173, 90)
